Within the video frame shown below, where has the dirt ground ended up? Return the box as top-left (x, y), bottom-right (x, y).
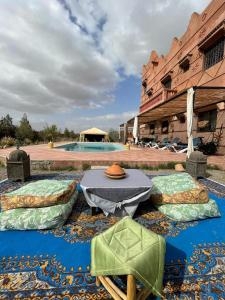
top-left (0, 166), bottom-right (225, 186)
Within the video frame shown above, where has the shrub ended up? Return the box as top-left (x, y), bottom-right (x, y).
top-left (52, 166), bottom-right (78, 171)
top-left (207, 164), bottom-right (221, 171)
top-left (0, 136), bottom-right (16, 148)
top-left (82, 163), bottom-right (91, 170)
top-left (23, 138), bottom-right (32, 145)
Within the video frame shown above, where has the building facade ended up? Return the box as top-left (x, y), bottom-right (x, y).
top-left (121, 0), bottom-right (225, 154)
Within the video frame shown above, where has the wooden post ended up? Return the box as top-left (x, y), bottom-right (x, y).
top-left (127, 275), bottom-right (136, 300)
top-left (96, 276), bottom-right (100, 287)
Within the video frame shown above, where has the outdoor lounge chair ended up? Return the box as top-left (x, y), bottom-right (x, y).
top-left (169, 137), bottom-right (203, 153)
top-left (144, 136), bottom-right (158, 148)
top-left (160, 137), bottom-right (181, 150)
top-left (150, 137), bottom-right (169, 149)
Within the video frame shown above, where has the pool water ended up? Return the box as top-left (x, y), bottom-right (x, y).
top-left (57, 142), bottom-right (125, 152)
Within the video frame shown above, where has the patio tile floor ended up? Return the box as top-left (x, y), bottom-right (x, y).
top-left (0, 143), bottom-right (224, 170)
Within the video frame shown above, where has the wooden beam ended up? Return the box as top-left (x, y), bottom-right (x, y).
top-left (98, 276), bottom-right (123, 300)
top-left (105, 276), bottom-right (127, 300)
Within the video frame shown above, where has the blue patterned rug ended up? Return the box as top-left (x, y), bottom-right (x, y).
top-left (0, 173), bottom-right (224, 299)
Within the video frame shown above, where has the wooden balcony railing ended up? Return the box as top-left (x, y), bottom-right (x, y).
top-left (139, 89), bottom-right (177, 113)
top-left (163, 88), bottom-right (177, 100)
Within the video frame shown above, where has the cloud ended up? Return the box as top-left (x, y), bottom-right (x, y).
top-left (0, 0), bottom-right (118, 114)
top-left (93, 0), bottom-right (211, 76)
top-left (0, 0), bottom-right (211, 129)
top-left (65, 111), bottom-right (137, 131)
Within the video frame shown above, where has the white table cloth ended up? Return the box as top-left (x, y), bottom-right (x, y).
top-left (80, 169), bottom-right (152, 217)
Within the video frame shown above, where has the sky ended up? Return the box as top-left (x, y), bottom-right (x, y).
top-left (0, 0), bottom-right (211, 132)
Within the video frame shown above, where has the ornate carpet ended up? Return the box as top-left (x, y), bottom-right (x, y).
top-left (0, 173), bottom-right (224, 299)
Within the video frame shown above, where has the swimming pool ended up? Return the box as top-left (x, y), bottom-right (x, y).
top-left (57, 142), bottom-right (125, 152)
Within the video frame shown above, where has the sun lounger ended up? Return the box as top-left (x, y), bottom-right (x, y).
top-left (150, 137), bottom-right (169, 149)
top-left (169, 137), bottom-right (203, 153)
top-left (160, 137), bottom-right (181, 150)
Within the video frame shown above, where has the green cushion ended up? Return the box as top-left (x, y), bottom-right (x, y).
top-left (0, 179), bottom-right (76, 211)
top-left (151, 173), bottom-right (209, 204)
top-left (0, 191), bottom-right (78, 230)
top-left (156, 199), bottom-right (220, 222)
top-left (91, 216), bottom-right (166, 296)
top-left (5, 179), bottom-right (75, 197)
top-left (151, 173), bottom-right (197, 195)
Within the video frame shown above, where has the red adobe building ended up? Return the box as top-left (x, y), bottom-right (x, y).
top-left (121, 0), bottom-right (225, 154)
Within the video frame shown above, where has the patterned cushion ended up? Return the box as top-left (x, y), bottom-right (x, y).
top-left (156, 199), bottom-right (220, 222)
top-left (0, 180), bottom-right (76, 211)
top-left (151, 173), bottom-right (208, 204)
top-left (0, 191), bottom-right (78, 230)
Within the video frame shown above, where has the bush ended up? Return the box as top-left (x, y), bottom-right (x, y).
top-left (23, 138), bottom-right (32, 145)
top-left (0, 137), bottom-right (16, 148)
top-left (207, 164), bottom-right (221, 171)
top-left (82, 163), bottom-right (91, 170)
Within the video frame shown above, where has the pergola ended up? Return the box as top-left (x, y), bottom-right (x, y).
top-left (138, 86), bottom-right (225, 123)
top-left (125, 86), bottom-right (225, 154)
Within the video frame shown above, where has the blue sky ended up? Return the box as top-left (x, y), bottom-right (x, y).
top-left (0, 0), bottom-right (211, 132)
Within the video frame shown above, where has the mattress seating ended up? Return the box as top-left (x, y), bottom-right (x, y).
top-left (0, 179), bottom-right (77, 230)
top-left (151, 173), bottom-right (220, 221)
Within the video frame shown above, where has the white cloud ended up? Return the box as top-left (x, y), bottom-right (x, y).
top-left (0, 0), bottom-right (118, 114)
top-left (65, 111), bottom-right (137, 131)
top-left (0, 0), bottom-right (211, 129)
top-left (94, 0), bottom-right (211, 76)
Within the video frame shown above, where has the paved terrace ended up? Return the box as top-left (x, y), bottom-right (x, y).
top-left (0, 142), bottom-right (224, 170)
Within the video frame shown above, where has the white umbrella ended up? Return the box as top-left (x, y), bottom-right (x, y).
top-left (133, 116), bottom-right (138, 144)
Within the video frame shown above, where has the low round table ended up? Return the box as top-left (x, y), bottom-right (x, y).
top-left (80, 169), bottom-right (152, 217)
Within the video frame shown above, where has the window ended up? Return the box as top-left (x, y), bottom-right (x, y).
top-left (142, 80), bottom-right (147, 93)
top-left (197, 109), bottom-right (217, 132)
top-left (180, 60), bottom-right (190, 72)
top-left (161, 72), bottom-right (172, 89)
top-left (204, 37), bottom-right (224, 70)
top-left (179, 55), bottom-right (191, 72)
top-left (149, 124), bottom-right (155, 134)
top-left (177, 113), bottom-right (186, 123)
top-left (181, 63), bottom-right (190, 72)
top-left (161, 120), bottom-right (169, 134)
top-left (162, 78), bottom-right (171, 89)
top-left (146, 88), bottom-right (153, 97)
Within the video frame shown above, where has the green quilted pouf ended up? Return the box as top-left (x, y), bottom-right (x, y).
top-left (91, 216), bottom-right (166, 296)
top-left (156, 199), bottom-right (220, 222)
top-left (0, 191), bottom-right (78, 230)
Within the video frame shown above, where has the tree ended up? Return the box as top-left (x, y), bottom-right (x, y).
top-left (16, 113), bottom-right (34, 143)
top-left (108, 128), bottom-right (119, 142)
top-left (70, 130), bottom-right (79, 140)
top-left (42, 124), bottom-right (59, 142)
top-left (64, 128), bottom-right (70, 139)
top-left (0, 114), bottom-right (16, 138)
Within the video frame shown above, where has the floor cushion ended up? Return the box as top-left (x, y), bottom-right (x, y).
top-left (0, 179), bottom-right (76, 211)
top-left (0, 191), bottom-right (78, 230)
top-left (156, 199), bottom-right (220, 222)
top-left (91, 216), bottom-right (166, 297)
top-left (150, 173), bottom-right (208, 204)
